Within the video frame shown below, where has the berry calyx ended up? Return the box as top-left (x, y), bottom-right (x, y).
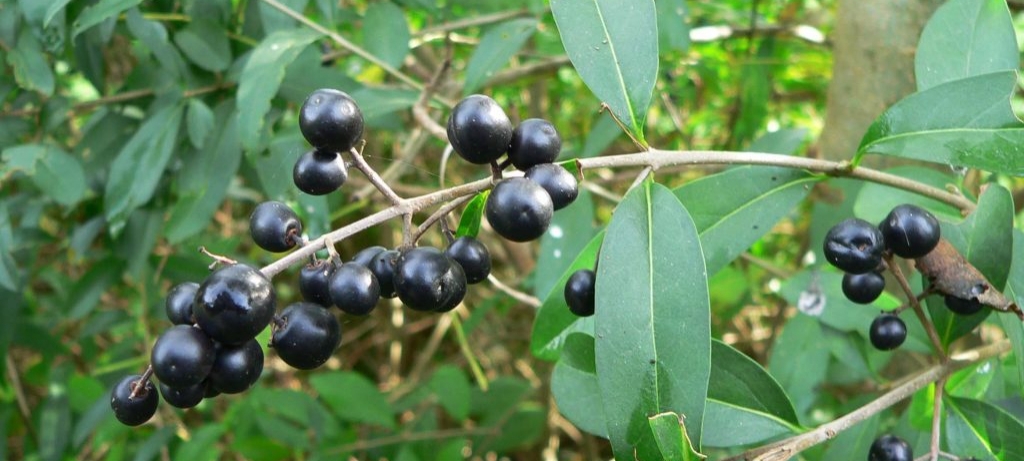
top-left (524, 163), bottom-right (579, 211)
top-left (841, 271), bottom-right (885, 304)
top-left (299, 259), bottom-right (335, 307)
top-left (869, 313), bottom-right (907, 351)
top-left (823, 218), bottom-right (885, 274)
top-left (485, 177), bottom-right (554, 242)
top-left (446, 94), bottom-right (513, 165)
top-left (878, 204), bottom-right (940, 258)
top-left (151, 325), bottom-right (216, 388)
top-left (208, 339), bottom-right (264, 394)
top-left (110, 374), bottom-right (159, 426)
top-left (165, 282), bottom-right (199, 325)
top-left (868, 434), bottom-right (912, 461)
top-left (394, 247), bottom-right (467, 312)
top-left (293, 150), bottom-right (348, 196)
top-left (509, 118), bottom-right (562, 170)
top-left (445, 236), bottom-right (491, 284)
top-left (249, 201), bottom-right (303, 253)
top-left (328, 262), bottom-right (381, 316)
top-left (271, 302), bottom-right (341, 370)
top-left (944, 295), bottom-right (984, 316)
top-left (564, 269), bottom-right (596, 317)
top-left (193, 264), bottom-right (276, 345)
top-left (299, 88), bottom-right (364, 152)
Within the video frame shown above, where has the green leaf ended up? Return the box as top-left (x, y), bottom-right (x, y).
top-left (71, 0), bottom-right (143, 38)
top-left (310, 371), bottom-right (397, 429)
top-left (0, 143), bottom-right (87, 207)
top-left (768, 314), bottom-right (830, 419)
top-left (349, 87), bottom-right (419, 127)
top-left (529, 232), bottom-right (602, 361)
top-left (463, 19), bottom-right (537, 94)
top-left (595, 182), bottom-right (710, 454)
top-left (551, 332), bottom-right (607, 437)
top-left (820, 413), bottom-right (880, 459)
top-left (534, 190), bottom-right (596, 299)
top-left (748, 128), bottom-right (808, 155)
top-left (103, 103), bottom-right (184, 234)
top-left (853, 166), bottom-right (961, 223)
top-left (708, 340), bottom-right (799, 425)
top-left (656, 0), bottom-right (689, 53)
top-left (1000, 229), bottom-right (1024, 397)
top-left (550, 0), bottom-right (658, 145)
top-left (429, 365), bottom-right (471, 421)
top-left (173, 20), bottom-right (232, 72)
top-left (945, 396), bottom-right (1024, 460)
top-left (8, 28), bottom-right (55, 96)
top-left (38, 393), bottom-right (70, 461)
top-left (915, 0), bottom-right (1018, 91)
top-left (702, 400), bottom-right (799, 448)
top-left (185, 98), bottom-right (215, 149)
top-left (642, 412), bottom-right (703, 460)
top-left (455, 191), bottom-right (488, 239)
top-left (171, 424), bottom-right (225, 461)
top-left (67, 259), bottom-right (124, 320)
top-left (236, 28), bottom-right (322, 151)
top-left (363, 1), bottom-right (410, 70)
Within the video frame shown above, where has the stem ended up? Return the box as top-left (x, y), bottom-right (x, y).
top-left (487, 274), bottom-right (542, 308)
top-left (347, 147), bottom-right (404, 205)
top-left (886, 255), bottom-right (947, 360)
top-left (415, 9), bottom-right (533, 37)
top-left (2, 83), bottom-right (228, 118)
top-left (413, 194), bottom-right (475, 243)
top-left (451, 313), bottom-right (489, 391)
top-left (724, 340), bottom-right (1011, 461)
top-left (128, 365), bottom-right (154, 400)
top-left (930, 377), bottom-right (946, 461)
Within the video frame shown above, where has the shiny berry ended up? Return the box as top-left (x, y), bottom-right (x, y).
top-left (842, 271), bottom-right (885, 304)
top-left (485, 177), bottom-right (553, 242)
top-left (299, 88), bottom-right (364, 152)
top-left (165, 282), bottom-right (198, 325)
top-left (369, 250), bottom-right (400, 298)
top-left (823, 218), bottom-right (885, 274)
top-left (509, 118), bottom-right (561, 170)
top-left (293, 149), bottom-right (348, 196)
top-left (158, 381), bottom-right (205, 409)
top-left (565, 269), bottom-right (596, 317)
top-left (445, 237), bottom-right (491, 284)
top-left (299, 259), bottom-right (334, 307)
top-left (868, 434), bottom-right (912, 461)
top-left (194, 264), bottom-right (276, 345)
top-left (869, 313), bottom-right (907, 351)
top-left (151, 325), bottom-right (215, 388)
top-left (351, 246), bottom-right (386, 267)
top-left (394, 247), bottom-right (467, 312)
top-left (110, 374), bottom-right (159, 426)
top-left (208, 339), bottom-right (264, 394)
top-left (446, 94), bottom-right (513, 165)
top-left (329, 262), bottom-right (380, 316)
top-left (879, 204), bottom-right (940, 258)
top-left (271, 302), bottom-right (341, 370)
top-left (524, 163), bottom-right (578, 211)
top-left (249, 201), bottom-right (303, 252)
top-left (944, 295), bottom-right (984, 316)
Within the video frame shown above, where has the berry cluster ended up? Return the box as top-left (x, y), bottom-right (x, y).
top-left (823, 204), bottom-right (943, 351)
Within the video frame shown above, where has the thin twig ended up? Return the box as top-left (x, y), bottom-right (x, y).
top-left (6, 354), bottom-right (38, 446)
top-left (450, 312), bottom-right (489, 391)
top-left (930, 377), bottom-right (946, 461)
top-left (2, 83), bottom-right (228, 118)
top-left (413, 195), bottom-right (475, 243)
top-left (487, 273), bottom-right (542, 308)
top-left (886, 255), bottom-right (947, 360)
top-left (415, 9), bottom-right (533, 38)
top-left (347, 147), bottom-right (404, 205)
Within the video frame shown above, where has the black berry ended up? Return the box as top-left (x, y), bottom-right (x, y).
top-left (446, 94), bottom-right (513, 165)
top-left (165, 282), bottom-right (198, 325)
top-left (944, 295), bottom-right (984, 316)
top-left (369, 250), bottom-right (400, 298)
top-left (823, 218), bottom-right (885, 274)
top-left (329, 262), bottom-right (381, 315)
top-left (194, 264), bottom-right (276, 345)
top-left (351, 246), bottom-right (386, 267)
top-left (249, 201), bottom-right (303, 253)
top-left (271, 302), bottom-right (341, 370)
top-left (524, 163), bottom-right (579, 211)
top-left (158, 381), bottom-right (206, 409)
top-left (208, 339), bottom-right (264, 394)
top-left (110, 375), bottom-right (159, 426)
top-left (151, 325), bottom-right (215, 388)
top-left (842, 271), bottom-right (885, 304)
top-left (869, 313), bottom-right (907, 351)
top-left (485, 177), bottom-right (553, 242)
top-left (394, 247), bottom-right (467, 312)
top-left (299, 88), bottom-right (364, 152)
top-left (299, 259), bottom-right (335, 307)
top-left (868, 434), bottom-right (913, 461)
top-left (509, 118), bottom-right (561, 170)
top-left (879, 204), bottom-right (940, 259)
top-left (564, 269), bottom-right (596, 317)
top-left (445, 236), bottom-right (491, 284)
top-left (294, 149), bottom-right (348, 196)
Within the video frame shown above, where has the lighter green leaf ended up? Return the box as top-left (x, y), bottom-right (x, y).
top-left (529, 233), bottom-right (602, 361)
top-left (8, 28), bottom-right (55, 96)
top-left (310, 371), bottom-right (396, 429)
top-left (550, 0), bottom-right (658, 145)
top-left (915, 0), bottom-right (1018, 91)
top-left (0, 143), bottom-right (86, 207)
top-left (455, 192), bottom-right (488, 239)
top-left (71, 0), bottom-right (143, 38)
top-left (363, 1), bottom-right (410, 70)
top-left (174, 20), bottom-right (232, 72)
top-left (186, 98), bottom-right (215, 149)
top-left (534, 190), bottom-right (596, 299)
top-left (463, 19), bottom-right (537, 94)
top-left (551, 333), bottom-right (607, 437)
top-left (853, 166), bottom-right (961, 223)
top-left (646, 412), bottom-right (704, 460)
top-left (945, 396), bottom-right (1024, 460)
top-left (1001, 229), bottom-right (1024, 397)
top-left (702, 400), bottom-right (799, 447)
top-left (708, 340), bottom-right (799, 426)
top-left (820, 414), bottom-right (879, 459)
top-left (656, 0), bottom-right (689, 53)
top-left (429, 365), bottom-right (471, 421)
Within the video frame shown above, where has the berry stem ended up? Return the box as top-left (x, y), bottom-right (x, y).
top-left (886, 255), bottom-right (948, 361)
top-left (198, 246), bottom-right (238, 269)
top-left (489, 160), bottom-right (504, 182)
top-left (128, 365), bottom-right (154, 400)
top-left (347, 147), bottom-right (404, 206)
top-left (412, 195), bottom-right (474, 244)
top-left (929, 377), bottom-right (946, 461)
top-left (450, 313), bottom-right (489, 391)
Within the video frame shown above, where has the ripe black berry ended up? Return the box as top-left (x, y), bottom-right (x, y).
top-left (299, 259), bottom-right (334, 307)
top-left (868, 434), bottom-right (913, 461)
top-left (445, 236), bottom-right (491, 284)
top-left (194, 264), bottom-right (276, 345)
top-left (485, 177), bottom-right (553, 242)
top-left (869, 313), bottom-right (907, 351)
top-left (293, 150), bottom-right (348, 196)
top-left (823, 218), bottom-right (885, 274)
top-left (249, 201), bottom-right (302, 252)
top-left (158, 381), bottom-right (205, 409)
top-left (564, 269), bottom-right (596, 317)
top-left (208, 339), bottom-right (264, 394)
top-left (369, 249), bottom-right (400, 298)
top-left (329, 262), bottom-right (381, 315)
top-left (524, 163), bottom-right (579, 211)
top-left (165, 282), bottom-right (198, 325)
top-left (151, 325), bottom-right (215, 388)
top-left (271, 302), bottom-right (341, 370)
top-left (944, 295), bottom-right (984, 316)
top-left (446, 94), bottom-right (513, 165)
top-left (394, 247), bottom-right (467, 312)
top-left (509, 118), bottom-right (562, 170)
top-left (299, 88), bottom-right (364, 152)
top-left (110, 375), bottom-right (159, 426)
top-left (879, 204), bottom-right (940, 258)
top-left (351, 246), bottom-right (386, 267)
top-left (842, 271), bottom-right (885, 304)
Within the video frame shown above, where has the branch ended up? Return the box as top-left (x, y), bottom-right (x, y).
top-left (415, 9), bottom-right (533, 38)
top-left (725, 340), bottom-right (1010, 461)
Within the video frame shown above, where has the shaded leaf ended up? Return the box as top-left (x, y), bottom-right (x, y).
top-left (463, 19), bottom-right (537, 94)
top-left (915, 0), bottom-right (1018, 91)
top-left (185, 98), bottom-right (215, 149)
top-left (174, 20), bottom-right (232, 72)
top-left (551, 332), bottom-right (607, 437)
top-left (455, 192), bottom-right (488, 239)
top-left (529, 233), bottom-right (602, 361)
top-left (748, 128), bottom-right (807, 155)
top-left (0, 143), bottom-right (87, 207)
top-left (820, 413), bottom-right (879, 459)
top-left (702, 399), bottom-right (799, 448)
top-left (656, 0), bottom-right (689, 53)
top-left (71, 0), bottom-right (144, 38)
top-left (8, 28), bottom-right (55, 96)
top-left (363, 1), bottom-right (410, 70)
top-left (429, 365), bottom-right (471, 421)
top-left (1000, 229), bottom-right (1024, 397)
top-left (708, 340), bottom-right (799, 425)
top-left (310, 371), bottom-right (396, 429)
top-left (853, 166), bottom-right (961, 223)
top-left (945, 396), bottom-right (1024, 460)
top-left (768, 314), bottom-right (830, 419)
top-left (534, 190), bottom-right (596, 298)
top-left (171, 424), bottom-right (225, 461)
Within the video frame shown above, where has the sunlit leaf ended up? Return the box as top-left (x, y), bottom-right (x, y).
top-left (463, 19), bottom-right (537, 94)
top-left (915, 0), bottom-right (1017, 91)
